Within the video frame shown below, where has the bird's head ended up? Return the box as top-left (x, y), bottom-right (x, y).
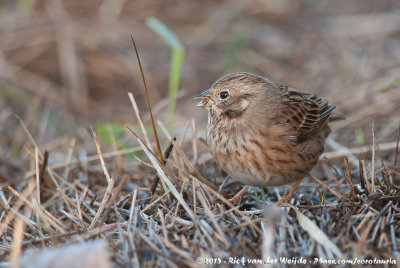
top-left (195, 72), bottom-right (270, 119)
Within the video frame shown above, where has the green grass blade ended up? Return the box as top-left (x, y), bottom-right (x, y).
top-left (146, 17), bottom-right (184, 127)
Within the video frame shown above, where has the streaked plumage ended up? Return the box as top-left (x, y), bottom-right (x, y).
top-left (196, 72), bottom-right (337, 191)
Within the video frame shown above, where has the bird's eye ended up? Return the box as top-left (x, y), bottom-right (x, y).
top-left (220, 91), bottom-right (229, 99)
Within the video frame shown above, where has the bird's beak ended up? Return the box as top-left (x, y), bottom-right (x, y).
top-left (194, 89), bottom-right (211, 108)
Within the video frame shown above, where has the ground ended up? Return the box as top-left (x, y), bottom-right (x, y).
top-left (0, 0), bottom-right (399, 267)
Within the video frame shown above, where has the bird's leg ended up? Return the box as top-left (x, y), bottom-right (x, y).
top-left (276, 178), bottom-right (303, 206)
top-left (229, 185), bottom-right (250, 203)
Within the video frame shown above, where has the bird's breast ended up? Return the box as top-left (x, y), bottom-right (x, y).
top-left (206, 117), bottom-right (316, 187)
top-left (206, 118), bottom-right (274, 186)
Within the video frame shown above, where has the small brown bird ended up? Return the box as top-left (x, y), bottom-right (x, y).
top-left (196, 72), bottom-right (337, 204)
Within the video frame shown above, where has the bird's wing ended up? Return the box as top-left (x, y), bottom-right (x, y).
top-left (278, 85), bottom-right (336, 143)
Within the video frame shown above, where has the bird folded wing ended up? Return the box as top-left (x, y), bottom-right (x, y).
top-left (280, 87), bottom-right (336, 143)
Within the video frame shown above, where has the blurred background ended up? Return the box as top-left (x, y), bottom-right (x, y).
top-left (1, 0), bottom-right (400, 158)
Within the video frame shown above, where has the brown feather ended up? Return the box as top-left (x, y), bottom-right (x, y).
top-left (278, 86), bottom-right (336, 143)
top-left (198, 72), bottom-right (341, 188)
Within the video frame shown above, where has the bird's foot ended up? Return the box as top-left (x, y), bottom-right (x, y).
top-left (229, 185), bottom-right (250, 204)
top-left (275, 194), bottom-right (293, 206)
top-left (275, 178), bottom-right (303, 206)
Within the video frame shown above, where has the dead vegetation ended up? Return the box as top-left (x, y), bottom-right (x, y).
top-left (1, 103), bottom-right (399, 267)
top-left (1, 0), bottom-right (400, 267)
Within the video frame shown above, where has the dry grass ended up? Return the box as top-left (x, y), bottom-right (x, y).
top-left (0, 94), bottom-right (399, 266)
top-left (1, 0), bottom-right (400, 267)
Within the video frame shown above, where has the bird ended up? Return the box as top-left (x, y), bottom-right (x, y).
top-left (195, 72), bottom-right (338, 205)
